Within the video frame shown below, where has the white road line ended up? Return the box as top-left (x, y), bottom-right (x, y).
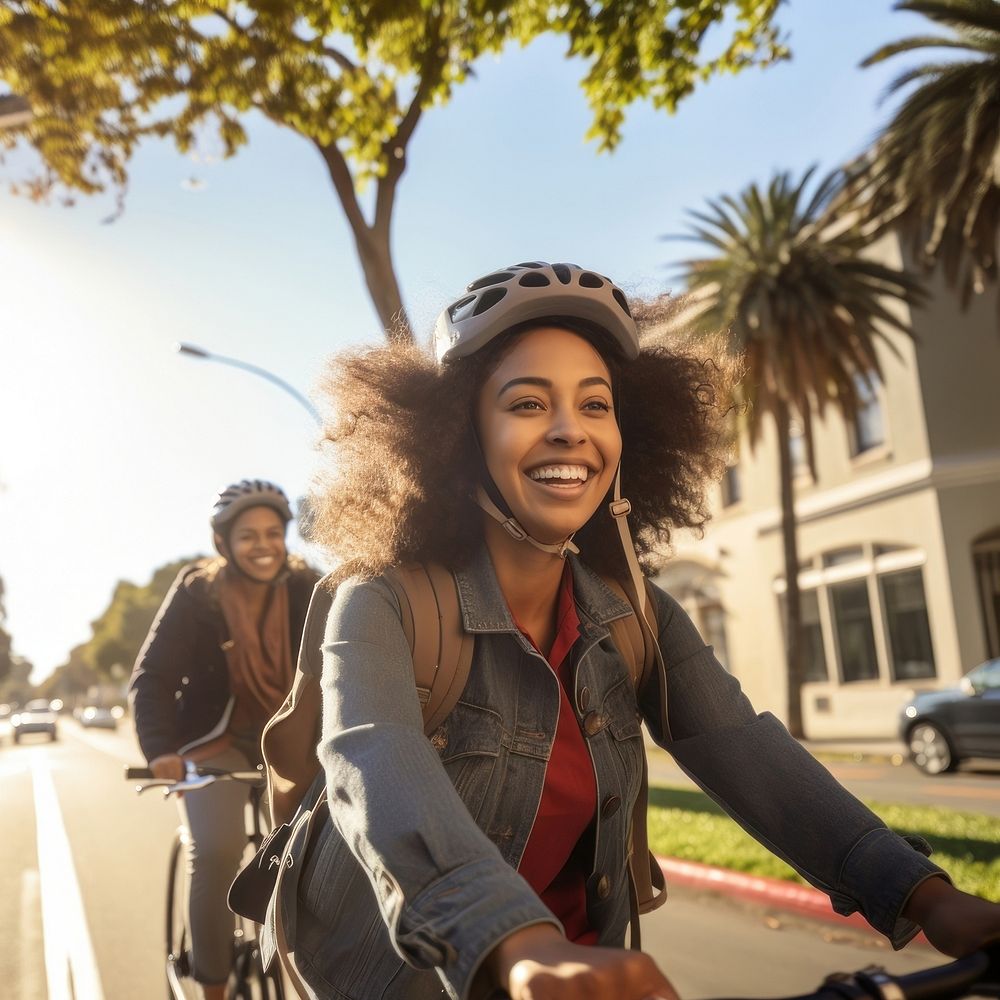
top-left (31, 759), bottom-right (106, 1000)
top-left (20, 870), bottom-right (45, 1000)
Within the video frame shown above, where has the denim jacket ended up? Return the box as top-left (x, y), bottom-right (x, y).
top-left (287, 546), bottom-right (943, 1000)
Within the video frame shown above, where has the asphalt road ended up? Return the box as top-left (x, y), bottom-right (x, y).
top-left (646, 743), bottom-right (1000, 816)
top-left (0, 719), bottom-right (980, 1000)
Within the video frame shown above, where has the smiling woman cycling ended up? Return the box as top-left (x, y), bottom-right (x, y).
top-left (130, 478), bottom-right (319, 1000)
top-left (287, 264), bottom-right (1000, 1000)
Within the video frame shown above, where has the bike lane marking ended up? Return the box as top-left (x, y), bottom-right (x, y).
top-left (20, 870), bottom-right (45, 1000)
top-left (31, 757), bottom-right (106, 1000)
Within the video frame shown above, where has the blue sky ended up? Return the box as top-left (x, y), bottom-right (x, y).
top-left (0, 1), bottom-right (927, 680)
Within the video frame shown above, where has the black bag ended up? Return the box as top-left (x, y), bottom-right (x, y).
top-left (228, 819), bottom-right (295, 925)
top-left (228, 770), bottom-right (326, 925)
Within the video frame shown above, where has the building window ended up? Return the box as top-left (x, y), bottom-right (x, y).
top-left (801, 590), bottom-right (828, 682)
top-left (789, 419), bottom-right (810, 478)
top-left (777, 544), bottom-right (937, 688)
top-left (831, 579), bottom-right (880, 683)
top-left (778, 590), bottom-right (828, 682)
top-left (721, 463), bottom-right (742, 507)
top-left (699, 603), bottom-right (731, 672)
top-left (881, 569), bottom-right (936, 680)
top-left (852, 373), bottom-right (885, 455)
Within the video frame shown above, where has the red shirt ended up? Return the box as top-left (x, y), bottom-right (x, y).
top-left (511, 566), bottom-right (599, 944)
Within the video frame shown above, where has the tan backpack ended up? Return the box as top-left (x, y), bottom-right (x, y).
top-left (257, 563), bottom-right (666, 942)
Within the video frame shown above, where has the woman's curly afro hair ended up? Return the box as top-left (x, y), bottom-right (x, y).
top-left (308, 300), bottom-right (735, 581)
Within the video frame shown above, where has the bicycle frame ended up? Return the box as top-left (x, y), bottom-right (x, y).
top-left (127, 763), bottom-right (283, 1000)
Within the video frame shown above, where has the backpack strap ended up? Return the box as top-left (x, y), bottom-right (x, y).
top-left (598, 575), bottom-right (668, 931)
top-left (383, 564), bottom-right (475, 736)
top-left (600, 576), bottom-right (654, 689)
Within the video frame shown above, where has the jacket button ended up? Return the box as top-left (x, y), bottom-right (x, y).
top-left (430, 729), bottom-right (448, 752)
top-left (601, 795), bottom-right (621, 818)
top-left (583, 712), bottom-right (604, 737)
top-left (578, 686), bottom-right (591, 711)
top-left (596, 874), bottom-right (611, 900)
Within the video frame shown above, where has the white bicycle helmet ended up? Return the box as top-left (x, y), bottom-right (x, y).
top-left (434, 261), bottom-right (638, 364)
top-left (210, 479), bottom-right (293, 531)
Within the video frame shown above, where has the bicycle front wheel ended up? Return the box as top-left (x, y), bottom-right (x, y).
top-left (165, 830), bottom-right (199, 1000)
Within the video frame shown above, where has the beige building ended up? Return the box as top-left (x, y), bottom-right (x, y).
top-left (654, 237), bottom-right (1000, 739)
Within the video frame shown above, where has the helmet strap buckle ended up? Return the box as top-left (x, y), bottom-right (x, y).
top-left (502, 519), bottom-right (528, 542)
top-left (608, 498), bottom-right (632, 519)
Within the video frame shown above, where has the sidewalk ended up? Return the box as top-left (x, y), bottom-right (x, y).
top-left (800, 737), bottom-right (907, 764)
top-left (653, 854), bottom-right (930, 946)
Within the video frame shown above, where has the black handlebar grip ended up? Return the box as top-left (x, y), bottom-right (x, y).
top-left (125, 766), bottom-right (154, 780)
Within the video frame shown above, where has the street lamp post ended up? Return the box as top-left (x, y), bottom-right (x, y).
top-left (175, 342), bottom-right (322, 426)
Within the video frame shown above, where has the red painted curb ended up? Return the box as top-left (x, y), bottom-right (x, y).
top-left (656, 855), bottom-right (931, 947)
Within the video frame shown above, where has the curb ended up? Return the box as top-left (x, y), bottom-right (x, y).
top-left (656, 855), bottom-right (931, 947)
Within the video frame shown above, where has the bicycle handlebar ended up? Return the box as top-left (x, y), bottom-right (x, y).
top-left (488, 948), bottom-right (999, 1000)
top-left (124, 762), bottom-right (265, 795)
top-left (714, 948), bottom-right (998, 1000)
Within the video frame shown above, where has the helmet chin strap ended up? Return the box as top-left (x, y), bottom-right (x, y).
top-left (475, 485), bottom-right (580, 558)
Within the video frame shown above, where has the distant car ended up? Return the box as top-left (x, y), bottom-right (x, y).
top-left (899, 659), bottom-right (1000, 774)
top-left (79, 706), bottom-right (118, 730)
top-left (11, 699), bottom-right (58, 743)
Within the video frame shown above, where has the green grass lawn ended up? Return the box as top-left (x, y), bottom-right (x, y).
top-left (646, 784), bottom-right (1000, 902)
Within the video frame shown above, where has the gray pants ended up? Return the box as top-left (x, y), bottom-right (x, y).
top-left (177, 746), bottom-right (253, 985)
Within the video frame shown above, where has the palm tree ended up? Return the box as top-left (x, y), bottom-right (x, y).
top-left (671, 167), bottom-right (925, 737)
top-left (857, 0), bottom-right (1000, 309)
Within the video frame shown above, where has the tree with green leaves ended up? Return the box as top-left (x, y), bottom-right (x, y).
top-left (35, 643), bottom-right (98, 702)
top-left (82, 556), bottom-right (195, 678)
top-left (0, 0), bottom-right (786, 336)
top-left (672, 167), bottom-right (925, 737)
top-left (856, 0), bottom-right (1000, 309)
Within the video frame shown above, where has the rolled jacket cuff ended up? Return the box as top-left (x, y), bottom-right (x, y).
top-left (395, 856), bottom-right (560, 1000)
top-left (832, 827), bottom-right (950, 948)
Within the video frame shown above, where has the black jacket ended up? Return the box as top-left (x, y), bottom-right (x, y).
top-left (129, 557), bottom-right (319, 763)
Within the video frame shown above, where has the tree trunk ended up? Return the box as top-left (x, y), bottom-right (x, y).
top-left (776, 397), bottom-right (806, 739)
top-left (314, 139), bottom-right (415, 344)
top-left (353, 225), bottom-right (413, 344)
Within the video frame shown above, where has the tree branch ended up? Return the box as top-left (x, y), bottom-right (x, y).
top-left (373, 23), bottom-right (446, 235)
top-left (319, 42), bottom-right (357, 74)
top-left (315, 138), bottom-right (370, 241)
top-left (211, 8), bottom-right (357, 74)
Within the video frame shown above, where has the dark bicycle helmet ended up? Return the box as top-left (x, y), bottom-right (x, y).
top-left (210, 479), bottom-right (293, 531)
top-left (433, 261), bottom-right (638, 364)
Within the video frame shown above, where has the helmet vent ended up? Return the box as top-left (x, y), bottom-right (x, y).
top-left (472, 286), bottom-right (507, 315)
top-left (518, 272), bottom-right (551, 287)
top-left (516, 261), bottom-right (545, 269)
top-left (579, 271), bottom-right (604, 288)
top-left (612, 287), bottom-right (632, 317)
top-left (468, 271), bottom-right (514, 291)
top-left (448, 294), bottom-right (476, 321)
top-left (552, 263), bottom-right (572, 284)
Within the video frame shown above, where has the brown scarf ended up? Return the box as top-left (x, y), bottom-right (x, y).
top-left (217, 570), bottom-right (294, 738)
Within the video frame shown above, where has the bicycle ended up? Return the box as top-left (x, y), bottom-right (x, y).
top-left (126, 761), bottom-right (285, 1000)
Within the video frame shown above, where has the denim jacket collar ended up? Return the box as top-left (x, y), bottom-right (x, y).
top-left (453, 544), bottom-right (633, 634)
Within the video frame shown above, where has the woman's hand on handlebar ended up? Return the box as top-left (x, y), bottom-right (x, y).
top-left (149, 753), bottom-right (186, 783)
top-left (904, 877), bottom-right (1000, 958)
top-left (482, 924), bottom-right (679, 1000)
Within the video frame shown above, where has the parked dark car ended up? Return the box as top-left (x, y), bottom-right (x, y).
top-left (11, 699), bottom-right (58, 743)
top-left (899, 658), bottom-right (1000, 774)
